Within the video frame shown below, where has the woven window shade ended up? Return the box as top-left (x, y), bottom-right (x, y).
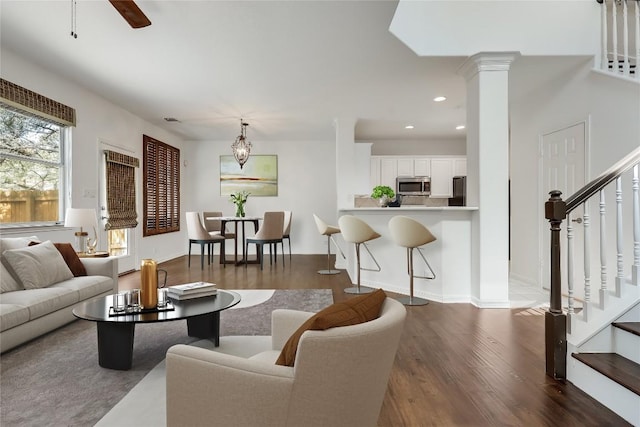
top-left (143, 135), bottom-right (180, 236)
top-left (105, 150), bottom-right (139, 230)
top-left (0, 78), bottom-right (76, 127)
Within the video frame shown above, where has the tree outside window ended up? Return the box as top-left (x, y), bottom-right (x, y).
top-left (0, 107), bottom-right (65, 225)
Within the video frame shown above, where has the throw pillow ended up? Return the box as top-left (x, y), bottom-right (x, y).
top-left (275, 288), bottom-right (387, 367)
top-left (3, 240), bottom-right (74, 289)
top-left (28, 241), bottom-right (87, 277)
top-left (0, 235), bottom-right (39, 293)
top-left (0, 263), bottom-right (23, 293)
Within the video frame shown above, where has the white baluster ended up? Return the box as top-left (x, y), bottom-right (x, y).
top-left (583, 200), bottom-right (591, 321)
top-left (615, 177), bottom-right (624, 296)
top-left (612, 0), bottom-right (619, 74)
top-left (567, 216), bottom-right (575, 316)
top-left (602, 0), bottom-right (609, 70)
top-left (622, 0), bottom-right (631, 76)
top-left (633, 164), bottom-right (639, 285)
top-left (600, 190), bottom-right (609, 309)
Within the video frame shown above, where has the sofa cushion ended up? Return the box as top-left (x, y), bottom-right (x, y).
top-left (28, 241), bottom-right (87, 277)
top-left (275, 288), bottom-right (386, 367)
top-left (0, 303), bottom-right (30, 332)
top-left (3, 240), bottom-right (74, 289)
top-left (50, 275), bottom-right (113, 301)
top-left (0, 287), bottom-right (78, 321)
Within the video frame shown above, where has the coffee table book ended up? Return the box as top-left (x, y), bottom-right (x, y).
top-left (167, 289), bottom-right (217, 301)
top-left (169, 282), bottom-right (217, 294)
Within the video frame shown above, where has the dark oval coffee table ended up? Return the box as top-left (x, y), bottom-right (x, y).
top-left (73, 290), bottom-right (241, 370)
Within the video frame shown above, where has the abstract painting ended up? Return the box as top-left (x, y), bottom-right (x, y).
top-left (220, 155), bottom-right (278, 196)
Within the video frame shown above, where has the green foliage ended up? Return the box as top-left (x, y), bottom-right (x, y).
top-left (229, 191), bottom-right (250, 217)
top-left (371, 185), bottom-right (395, 199)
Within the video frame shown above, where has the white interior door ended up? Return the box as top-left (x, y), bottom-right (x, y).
top-left (540, 122), bottom-right (587, 301)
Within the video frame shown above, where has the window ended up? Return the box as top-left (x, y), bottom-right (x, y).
top-left (143, 135), bottom-right (180, 236)
top-left (0, 107), bottom-right (66, 225)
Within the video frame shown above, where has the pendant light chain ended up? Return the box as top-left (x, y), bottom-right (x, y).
top-left (70, 0), bottom-right (78, 39)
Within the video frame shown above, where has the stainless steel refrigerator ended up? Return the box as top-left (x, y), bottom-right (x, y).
top-left (448, 176), bottom-right (466, 206)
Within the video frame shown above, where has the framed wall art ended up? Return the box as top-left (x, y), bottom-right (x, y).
top-left (220, 155), bottom-right (278, 196)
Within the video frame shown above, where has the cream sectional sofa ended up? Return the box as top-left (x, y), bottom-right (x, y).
top-left (0, 236), bottom-right (118, 353)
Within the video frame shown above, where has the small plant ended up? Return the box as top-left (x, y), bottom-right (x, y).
top-left (229, 190), bottom-right (250, 217)
top-left (371, 185), bottom-right (395, 199)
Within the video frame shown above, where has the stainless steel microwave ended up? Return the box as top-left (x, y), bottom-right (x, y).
top-left (396, 176), bottom-right (431, 196)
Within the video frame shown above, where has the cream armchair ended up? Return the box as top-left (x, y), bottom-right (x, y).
top-left (166, 298), bottom-right (406, 427)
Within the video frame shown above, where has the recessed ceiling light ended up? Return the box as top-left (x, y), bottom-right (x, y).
top-left (456, 125), bottom-right (466, 130)
top-left (433, 96), bottom-right (447, 102)
top-left (405, 125), bottom-right (414, 129)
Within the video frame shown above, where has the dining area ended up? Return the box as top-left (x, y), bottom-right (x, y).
top-left (185, 210), bottom-right (292, 271)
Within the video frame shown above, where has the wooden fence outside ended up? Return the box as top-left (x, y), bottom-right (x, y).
top-left (0, 190), bottom-right (59, 223)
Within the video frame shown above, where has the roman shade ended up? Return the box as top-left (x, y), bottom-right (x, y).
top-left (104, 150), bottom-right (139, 230)
top-left (0, 78), bottom-right (76, 127)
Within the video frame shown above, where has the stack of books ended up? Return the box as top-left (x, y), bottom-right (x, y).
top-left (167, 282), bottom-right (218, 300)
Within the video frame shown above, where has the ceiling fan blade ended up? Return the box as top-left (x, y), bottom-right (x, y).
top-left (108, 0), bottom-right (151, 29)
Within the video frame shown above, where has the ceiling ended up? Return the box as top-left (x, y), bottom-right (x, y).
top-left (0, 1), bottom-right (589, 143)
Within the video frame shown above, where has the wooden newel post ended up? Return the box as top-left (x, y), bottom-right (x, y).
top-left (545, 190), bottom-right (567, 380)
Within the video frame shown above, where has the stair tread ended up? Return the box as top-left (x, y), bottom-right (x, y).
top-left (572, 352), bottom-right (640, 396)
top-left (613, 322), bottom-right (640, 337)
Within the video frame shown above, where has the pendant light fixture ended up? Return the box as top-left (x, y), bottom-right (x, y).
top-left (231, 119), bottom-right (252, 169)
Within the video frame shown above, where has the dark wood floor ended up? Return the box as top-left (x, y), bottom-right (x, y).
top-left (119, 254), bottom-right (629, 426)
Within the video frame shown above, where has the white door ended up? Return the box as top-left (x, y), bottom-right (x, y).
top-left (98, 141), bottom-right (138, 274)
top-left (540, 122), bottom-right (587, 301)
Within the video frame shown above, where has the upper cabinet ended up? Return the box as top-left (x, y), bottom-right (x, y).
top-left (370, 155), bottom-right (466, 198)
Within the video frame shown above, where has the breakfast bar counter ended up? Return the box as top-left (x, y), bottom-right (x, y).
top-left (336, 206), bottom-right (477, 303)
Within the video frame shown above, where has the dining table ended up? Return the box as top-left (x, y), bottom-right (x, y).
top-left (208, 215), bottom-right (261, 265)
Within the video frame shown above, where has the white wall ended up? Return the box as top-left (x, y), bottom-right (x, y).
top-left (1, 48), bottom-right (187, 268)
top-left (510, 63), bottom-right (640, 287)
top-left (182, 138), bottom-right (337, 255)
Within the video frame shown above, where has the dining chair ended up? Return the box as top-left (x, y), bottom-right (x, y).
top-left (186, 212), bottom-right (225, 269)
top-left (245, 211), bottom-right (285, 270)
top-left (203, 211), bottom-right (237, 263)
top-left (282, 211), bottom-right (292, 260)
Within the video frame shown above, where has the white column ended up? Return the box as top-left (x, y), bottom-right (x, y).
top-left (334, 117), bottom-right (357, 271)
top-left (458, 52), bottom-right (519, 307)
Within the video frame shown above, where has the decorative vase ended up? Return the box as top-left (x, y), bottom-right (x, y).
top-left (140, 258), bottom-right (158, 309)
top-left (378, 195), bottom-right (389, 207)
top-left (235, 204), bottom-right (245, 218)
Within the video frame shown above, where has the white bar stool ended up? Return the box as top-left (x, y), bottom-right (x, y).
top-left (313, 214), bottom-right (345, 275)
top-left (338, 215), bottom-right (381, 294)
top-left (388, 216), bottom-right (436, 305)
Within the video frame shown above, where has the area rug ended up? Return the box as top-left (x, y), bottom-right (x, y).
top-left (0, 289), bottom-right (333, 427)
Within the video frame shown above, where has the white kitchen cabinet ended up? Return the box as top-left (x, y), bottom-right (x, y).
top-left (379, 158), bottom-right (397, 190)
top-left (454, 158), bottom-right (467, 176)
top-left (370, 157), bottom-right (381, 188)
top-left (430, 158), bottom-right (455, 198)
top-left (414, 158), bottom-right (431, 176)
top-left (396, 158), bottom-right (414, 177)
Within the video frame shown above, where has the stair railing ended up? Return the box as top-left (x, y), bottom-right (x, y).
top-left (544, 145), bottom-right (640, 380)
top-left (597, 0), bottom-right (640, 79)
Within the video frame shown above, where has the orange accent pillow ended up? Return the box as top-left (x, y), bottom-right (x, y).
top-left (275, 288), bottom-right (386, 367)
top-left (28, 241), bottom-right (87, 277)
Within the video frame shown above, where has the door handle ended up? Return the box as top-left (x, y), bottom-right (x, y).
top-left (571, 217), bottom-right (583, 224)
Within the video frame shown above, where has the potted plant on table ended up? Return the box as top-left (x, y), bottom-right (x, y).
top-left (230, 190), bottom-right (250, 217)
top-left (371, 185), bottom-right (395, 207)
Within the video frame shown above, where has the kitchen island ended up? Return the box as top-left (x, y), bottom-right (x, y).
top-left (336, 206), bottom-right (477, 303)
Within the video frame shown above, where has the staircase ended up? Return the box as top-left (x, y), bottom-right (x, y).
top-left (544, 146), bottom-right (640, 425)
